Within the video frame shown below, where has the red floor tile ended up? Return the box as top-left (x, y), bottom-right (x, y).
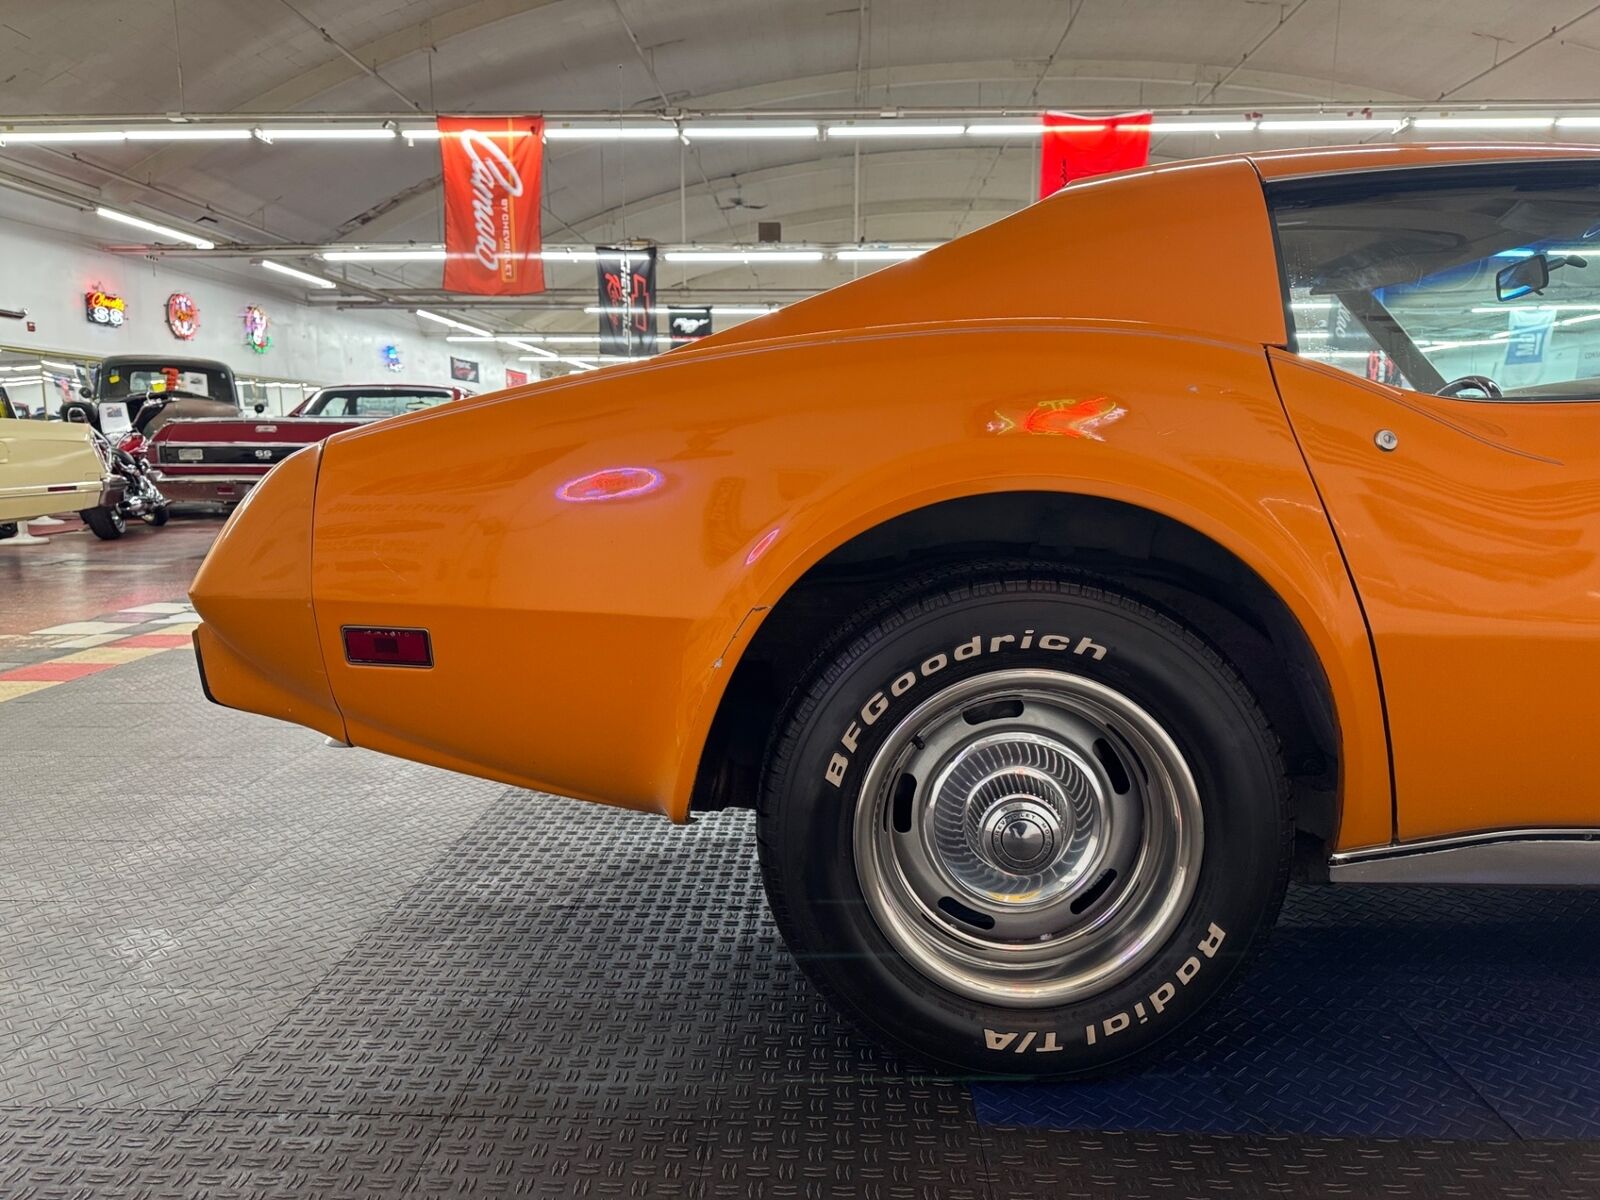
top-left (113, 633), bottom-right (193, 649)
top-left (0, 660), bottom-right (112, 682)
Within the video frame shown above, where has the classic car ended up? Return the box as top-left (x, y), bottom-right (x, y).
top-left (148, 384), bottom-right (460, 505)
top-left (0, 417), bottom-right (124, 538)
top-left (191, 144), bottom-right (1600, 1079)
top-left (63, 355), bottom-right (240, 434)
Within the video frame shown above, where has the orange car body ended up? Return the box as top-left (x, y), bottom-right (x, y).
top-left (191, 143), bottom-right (1600, 856)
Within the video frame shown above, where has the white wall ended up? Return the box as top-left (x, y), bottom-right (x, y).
top-left (0, 199), bottom-right (528, 406)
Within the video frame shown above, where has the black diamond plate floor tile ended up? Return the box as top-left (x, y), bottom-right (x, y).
top-left (5, 648), bottom-right (1600, 1198)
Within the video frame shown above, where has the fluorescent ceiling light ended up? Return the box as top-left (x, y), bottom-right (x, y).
top-left (40, 359), bottom-right (81, 370)
top-left (1148, 120), bottom-right (1259, 133)
top-left (322, 249), bottom-right (446, 262)
top-left (544, 125), bottom-right (678, 141)
top-left (1469, 303), bottom-right (1600, 313)
top-left (665, 250), bottom-right (825, 263)
top-left (682, 124), bottom-right (819, 140)
top-left (415, 309), bottom-right (493, 337)
top-left (1412, 116), bottom-right (1554, 130)
top-left (826, 123), bottom-right (967, 138)
top-left (534, 334), bottom-right (601, 344)
top-left (1290, 298), bottom-right (1333, 309)
top-left (260, 260), bottom-right (336, 289)
top-left (1556, 116), bottom-right (1600, 128)
top-left (966, 123), bottom-right (1044, 137)
top-left (0, 130), bottom-right (126, 144)
top-left (1559, 312), bottom-right (1600, 326)
top-left (541, 249), bottom-right (600, 262)
top-left (836, 248), bottom-right (927, 261)
top-left (254, 127), bottom-right (396, 141)
top-left (581, 304), bottom-right (778, 316)
top-left (124, 128), bottom-right (253, 141)
top-left (1257, 119), bottom-right (1402, 132)
top-left (95, 206), bottom-right (215, 249)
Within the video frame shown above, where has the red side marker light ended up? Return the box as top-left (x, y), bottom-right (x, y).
top-left (343, 626), bottom-right (433, 668)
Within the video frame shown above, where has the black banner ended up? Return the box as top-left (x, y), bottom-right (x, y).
top-left (666, 306), bottom-right (713, 345)
top-left (449, 355), bottom-right (481, 383)
top-left (596, 247), bottom-right (657, 357)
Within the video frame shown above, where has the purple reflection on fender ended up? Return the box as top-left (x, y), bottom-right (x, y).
top-left (556, 466), bottom-right (664, 503)
top-left (745, 526), bottom-right (781, 566)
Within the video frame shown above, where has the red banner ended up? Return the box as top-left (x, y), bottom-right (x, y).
top-left (440, 115), bottom-right (545, 294)
top-left (1038, 111), bottom-right (1152, 200)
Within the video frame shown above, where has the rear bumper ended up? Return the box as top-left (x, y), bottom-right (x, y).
top-left (151, 472), bottom-right (258, 504)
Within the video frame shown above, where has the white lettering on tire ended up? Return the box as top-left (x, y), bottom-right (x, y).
top-left (824, 628), bottom-right (1112, 787)
top-left (982, 923), bottom-right (1227, 1054)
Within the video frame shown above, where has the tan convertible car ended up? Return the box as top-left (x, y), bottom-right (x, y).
top-left (0, 418), bottom-right (123, 537)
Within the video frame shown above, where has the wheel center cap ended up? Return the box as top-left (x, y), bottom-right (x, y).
top-left (981, 798), bottom-right (1062, 874)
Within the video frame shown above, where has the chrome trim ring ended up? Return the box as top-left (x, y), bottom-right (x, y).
top-left (852, 668), bottom-right (1203, 1007)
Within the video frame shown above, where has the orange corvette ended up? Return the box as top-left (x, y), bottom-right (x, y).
top-left (191, 144), bottom-right (1600, 1077)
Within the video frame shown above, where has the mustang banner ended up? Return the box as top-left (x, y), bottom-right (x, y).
top-left (439, 115), bottom-right (546, 295)
top-left (1038, 111), bottom-right (1152, 200)
top-left (667, 306), bottom-right (713, 345)
top-left (596, 247), bottom-right (657, 356)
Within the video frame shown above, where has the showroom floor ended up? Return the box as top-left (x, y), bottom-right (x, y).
top-left (3, 522), bottom-right (1599, 1199)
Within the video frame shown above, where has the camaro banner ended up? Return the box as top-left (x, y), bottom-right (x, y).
top-left (439, 115), bottom-right (546, 294)
top-left (596, 247), bottom-right (657, 356)
top-left (1038, 111), bottom-right (1151, 200)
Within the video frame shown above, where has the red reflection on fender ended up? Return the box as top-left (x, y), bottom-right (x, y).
top-left (555, 466), bottom-right (663, 503)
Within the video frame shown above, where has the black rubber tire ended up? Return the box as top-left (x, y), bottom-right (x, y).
top-left (81, 506), bottom-right (126, 540)
top-left (757, 571), bottom-right (1291, 1079)
top-left (142, 504), bottom-right (170, 527)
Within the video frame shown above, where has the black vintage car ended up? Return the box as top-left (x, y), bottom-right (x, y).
top-left (63, 355), bottom-right (242, 435)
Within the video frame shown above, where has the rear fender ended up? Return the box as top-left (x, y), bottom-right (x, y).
top-left (308, 321), bottom-right (1388, 846)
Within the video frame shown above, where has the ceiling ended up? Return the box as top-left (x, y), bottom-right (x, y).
top-left (6, 0), bottom-right (1600, 335)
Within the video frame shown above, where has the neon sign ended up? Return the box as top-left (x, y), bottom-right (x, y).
top-left (243, 305), bottom-right (271, 353)
top-left (166, 292), bottom-right (199, 340)
top-left (85, 289), bottom-right (126, 327)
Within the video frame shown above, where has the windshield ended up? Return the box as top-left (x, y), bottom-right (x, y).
top-left (1273, 165), bottom-right (1600, 400)
top-left (99, 363), bottom-right (235, 403)
top-left (302, 389), bottom-right (452, 417)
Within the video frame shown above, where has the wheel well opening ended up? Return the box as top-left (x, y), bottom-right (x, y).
top-left (690, 492), bottom-right (1340, 855)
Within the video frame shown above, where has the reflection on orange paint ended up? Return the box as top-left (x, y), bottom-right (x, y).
top-left (555, 466), bottom-right (663, 503)
top-left (987, 395), bottom-right (1126, 439)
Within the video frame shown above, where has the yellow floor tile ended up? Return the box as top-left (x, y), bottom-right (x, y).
top-left (0, 680), bottom-right (59, 702)
top-left (53, 647), bottom-right (167, 666)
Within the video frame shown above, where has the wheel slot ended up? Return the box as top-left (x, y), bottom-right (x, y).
top-left (1069, 868), bottom-right (1118, 915)
top-left (1091, 737), bottom-right (1131, 795)
top-left (892, 772), bottom-right (916, 834)
top-left (961, 698), bottom-right (1024, 725)
top-left (937, 895), bottom-right (997, 930)
top-left (1104, 725), bottom-right (1148, 784)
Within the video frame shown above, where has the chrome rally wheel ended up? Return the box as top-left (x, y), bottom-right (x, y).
top-left (758, 573), bottom-right (1289, 1078)
top-left (853, 669), bottom-right (1203, 1007)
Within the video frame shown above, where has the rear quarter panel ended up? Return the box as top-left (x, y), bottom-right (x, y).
top-left (308, 321), bottom-right (1390, 848)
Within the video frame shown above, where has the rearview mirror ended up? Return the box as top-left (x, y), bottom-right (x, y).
top-left (1497, 254), bottom-right (1550, 301)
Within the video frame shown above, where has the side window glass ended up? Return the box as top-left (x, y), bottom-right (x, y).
top-left (1272, 165), bottom-right (1600, 401)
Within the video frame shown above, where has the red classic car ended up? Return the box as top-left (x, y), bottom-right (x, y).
top-left (147, 383), bottom-right (464, 505)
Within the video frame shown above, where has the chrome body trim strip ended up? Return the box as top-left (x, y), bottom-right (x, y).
top-left (1329, 829), bottom-right (1600, 886)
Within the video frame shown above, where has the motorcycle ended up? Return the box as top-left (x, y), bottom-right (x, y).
top-left (65, 404), bottom-right (171, 540)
